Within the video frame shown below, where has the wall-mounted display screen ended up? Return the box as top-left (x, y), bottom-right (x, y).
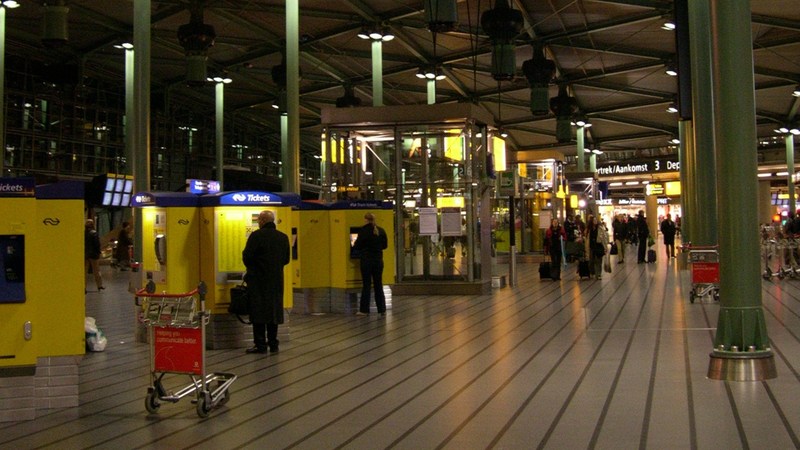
top-left (0, 234), bottom-right (26, 303)
top-left (95, 173), bottom-right (134, 207)
top-left (349, 227), bottom-right (360, 259)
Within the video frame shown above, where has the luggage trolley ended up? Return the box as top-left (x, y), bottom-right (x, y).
top-left (136, 281), bottom-right (236, 418)
top-left (687, 245), bottom-right (720, 303)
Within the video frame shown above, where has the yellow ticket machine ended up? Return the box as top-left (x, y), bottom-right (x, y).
top-left (328, 201), bottom-right (395, 313)
top-left (292, 201), bottom-right (331, 313)
top-left (198, 191), bottom-right (299, 349)
top-left (0, 179), bottom-right (84, 420)
top-left (130, 192), bottom-right (202, 294)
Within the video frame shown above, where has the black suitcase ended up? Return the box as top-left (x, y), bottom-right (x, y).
top-left (539, 261), bottom-right (552, 280)
top-left (647, 249), bottom-right (657, 263)
top-left (578, 260), bottom-right (591, 279)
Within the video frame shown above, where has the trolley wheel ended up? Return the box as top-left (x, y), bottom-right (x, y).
top-left (196, 393), bottom-right (212, 418)
top-left (145, 389), bottom-right (160, 414)
top-left (217, 382), bottom-right (231, 406)
top-left (714, 292), bottom-right (720, 302)
top-left (689, 290), bottom-right (695, 304)
top-left (779, 272), bottom-right (785, 280)
top-left (763, 271), bottom-right (771, 280)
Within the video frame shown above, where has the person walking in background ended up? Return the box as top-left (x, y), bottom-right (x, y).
top-left (612, 214), bottom-right (626, 264)
top-left (636, 210), bottom-right (650, 263)
top-left (584, 215), bottom-right (607, 279)
top-left (660, 213), bottom-right (677, 259)
top-left (242, 210), bottom-right (290, 354)
top-left (544, 218), bottom-right (567, 280)
top-left (353, 212), bottom-right (388, 316)
top-left (85, 219), bottom-right (104, 291)
top-left (115, 221), bottom-right (133, 271)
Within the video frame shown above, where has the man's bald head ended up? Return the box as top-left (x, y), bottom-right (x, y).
top-left (258, 210), bottom-right (275, 228)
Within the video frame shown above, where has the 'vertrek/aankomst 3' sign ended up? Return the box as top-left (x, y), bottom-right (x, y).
top-left (596, 158), bottom-right (680, 176)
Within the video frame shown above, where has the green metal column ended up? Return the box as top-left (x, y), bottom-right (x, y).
top-left (427, 79), bottom-right (436, 105)
top-left (589, 153), bottom-right (596, 173)
top-left (283, 0), bottom-right (300, 193)
top-left (372, 40), bottom-right (383, 107)
top-left (708, 0), bottom-right (775, 380)
top-left (132, 0), bottom-right (151, 265)
top-left (124, 48), bottom-right (134, 181)
top-left (0, 7), bottom-right (6, 175)
top-left (215, 82), bottom-right (224, 189)
top-left (787, 134), bottom-right (796, 216)
top-left (688, 0), bottom-right (717, 246)
top-left (576, 126), bottom-right (585, 172)
top-left (678, 120), bottom-right (693, 243)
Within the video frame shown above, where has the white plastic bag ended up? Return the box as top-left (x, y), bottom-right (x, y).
top-left (85, 317), bottom-right (108, 352)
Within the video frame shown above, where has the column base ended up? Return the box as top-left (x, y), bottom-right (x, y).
top-left (707, 351), bottom-right (777, 381)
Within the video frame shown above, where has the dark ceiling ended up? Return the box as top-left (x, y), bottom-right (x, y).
top-left (4, 1), bottom-right (800, 166)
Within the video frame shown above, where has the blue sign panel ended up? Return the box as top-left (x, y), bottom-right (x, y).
top-left (131, 192), bottom-right (200, 207)
top-left (0, 177), bottom-right (35, 197)
top-left (200, 191), bottom-right (302, 207)
top-left (187, 179), bottom-right (221, 194)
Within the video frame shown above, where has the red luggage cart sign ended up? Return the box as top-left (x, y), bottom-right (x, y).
top-left (153, 326), bottom-right (203, 375)
top-left (692, 262), bottom-right (720, 284)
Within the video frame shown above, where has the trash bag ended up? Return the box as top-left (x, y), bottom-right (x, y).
top-left (85, 317), bottom-right (108, 352)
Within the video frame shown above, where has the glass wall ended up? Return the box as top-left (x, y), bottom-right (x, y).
top-left (322, 120), bottom-right (492, 283)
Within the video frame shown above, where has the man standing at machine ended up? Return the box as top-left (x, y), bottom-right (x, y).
top-left (242, 210), bottom-right (290, 354)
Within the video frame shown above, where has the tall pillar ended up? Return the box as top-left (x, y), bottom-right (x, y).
top-left (427, 79), bottom-right (436, 105)
top-left (707, 0), bottom-right (775, 381)
top-left (0, 7), bottom-right (7, 175)
top-left (214, 82), bottom-right (224, 188)
top-left (589, 153), bottom-right (596, 173)
top-left (124, 47), bottom-right (134, 180)
top-left (372, 41), bottom-right (383, 107)
top-left (283, 0), bottom-right (300, 193)
top-left (688, 0), bottom-right (717, 246)
top-left (645, 195), bottom-right (658, 237)
top-left (757, 180), bottom-right (773, 226)
top-left (132, 0), bottom-right (152, 265)
top-left (576, 126), bottom-right (585, 172)
top-left (678, 120), bottom-right (693, 243)
top-left (787, 135), bottom-right (796, 216)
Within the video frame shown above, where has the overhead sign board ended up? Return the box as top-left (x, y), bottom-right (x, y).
top-left (596, 157), bottom-right (680, 177)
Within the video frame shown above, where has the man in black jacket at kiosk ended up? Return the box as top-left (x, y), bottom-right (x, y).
top-left (242, 210), bottom-right (290, 354)
top-left (353, 212), bottom-right (388, 316)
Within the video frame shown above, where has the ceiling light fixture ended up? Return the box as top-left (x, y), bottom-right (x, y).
top-left (669, 138), bottom-right (681, 144)
top-left (416, 65), bottom-right (446, 81)
top-left (665, 64), bottom-right (678, 77)
top-left (0, 0), bottom-right (20, 8)
top-left (793, 85), bottom-right (800, 97)
top-left (359, 24), bottom-right (394, 41)
top-left (667, 102), bottom-right (678, 113)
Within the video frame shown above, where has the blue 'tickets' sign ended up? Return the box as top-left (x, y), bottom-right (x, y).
top-left (0, 177), bottom-right (35, 197)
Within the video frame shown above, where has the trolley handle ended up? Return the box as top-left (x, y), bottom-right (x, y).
top-left (684, 244), bottom-right (719, 251)
top-left (135, 288), bottom-right (200, 298)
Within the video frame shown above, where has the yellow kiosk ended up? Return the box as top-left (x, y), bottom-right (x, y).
top-left (0, 179), bottom-right (84, 421)
top-left (130, 192), bottom-right (202, 294)
top-left (199, 191), bottom-right (299, 349)
top-left (292, 201), bottom-right (331, 313)
top-left (328, 201), bottom-right (395, 314)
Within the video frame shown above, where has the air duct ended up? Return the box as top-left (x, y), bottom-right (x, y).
top-left (549, 85), bottom-right (577, 143)
top-left (424, 0), bottom-right (458, 32)
top-left (522, 43), bottom-right (556, 116)
top-left (177, 3), bottom-right (216, 86)
top-left (480, 0), bottom-right (523, 81)
top-left (42, 1), bottom-right (69, 48)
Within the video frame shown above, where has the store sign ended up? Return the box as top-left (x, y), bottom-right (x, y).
top-left (596, 158), bottom-right (680, 177)
top-left (646, 183), bottom-right (664, 196)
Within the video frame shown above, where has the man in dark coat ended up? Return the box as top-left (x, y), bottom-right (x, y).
top-left (353, 212), bottom-right (388, 316)
top-left (85, 219), bottom-right (104, 291)
top-left (242, 210), bottom-right (290, 354)
top-left (636, 210), bottom-right (650, 263)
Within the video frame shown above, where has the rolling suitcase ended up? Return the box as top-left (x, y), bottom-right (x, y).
top-left (647, 249), bottom-right (657, 263)
top-left (539, 261), bottom-right (552, 280)
top-left (578, 259), bottom-right (591, 279)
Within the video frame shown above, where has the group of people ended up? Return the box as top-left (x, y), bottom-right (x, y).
top-left (241, 210), bottom-right (388, 355)
top-left (545, 209), bottom-right (679, 279)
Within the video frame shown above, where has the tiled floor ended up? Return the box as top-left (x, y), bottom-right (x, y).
top-left (2, 247), bottom-right (800, 449)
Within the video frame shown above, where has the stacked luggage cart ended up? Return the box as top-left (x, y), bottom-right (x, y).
top-left (136, 281), bottom-right (236, 418)
top-left (684, 244), bottom-right (720, 303)
top-left (760, 224), bottom-right (800, 280)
